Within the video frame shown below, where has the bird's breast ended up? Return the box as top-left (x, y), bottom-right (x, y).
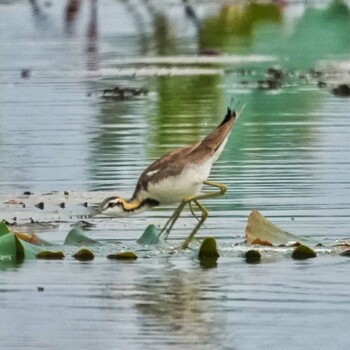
top-left (144, 162), bottom-right (212, 205)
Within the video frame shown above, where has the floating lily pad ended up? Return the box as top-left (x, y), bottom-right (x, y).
top-left (107, 251), bottom-right (138, 260)
top-left (137, 224), bottom-right (160, 245)
top-left (36, 251), bottom-right (65, 260)
top-left (64, 228), bottom-right (98, 246)
top-left (0, 221), bottom-right (11, 237)
top-left (245, 249), bottom-right (261, 263)
top-left (0, 232), bottom-right (24, 262)
top-left (291, 245), bottom-right (316, 260)
top-left (15, 232), bottom-right (51, 246)
top-left (73, 248), bottom-right (95, 261)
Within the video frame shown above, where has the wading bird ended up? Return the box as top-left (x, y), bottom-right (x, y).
top-left (91, 106), bottom-right (243, 248)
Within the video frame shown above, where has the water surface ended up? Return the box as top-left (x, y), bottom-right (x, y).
top-left (1, 1), bottom-right (350, 349)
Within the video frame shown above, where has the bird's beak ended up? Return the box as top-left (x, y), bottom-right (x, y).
top-left (87, 196), bottom-right (119, 218)
top-left (87, 206), bottom-right (101, 218)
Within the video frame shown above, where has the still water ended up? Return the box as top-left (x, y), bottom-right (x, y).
top-left (1, 0), bottom-right (350, 349)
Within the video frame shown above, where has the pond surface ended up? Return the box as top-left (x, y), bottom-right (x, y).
top-left (1, 0), bottom-right (350, 349)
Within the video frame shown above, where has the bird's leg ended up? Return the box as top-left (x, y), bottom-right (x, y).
top-left (158, 180), bottom-right (228, 245)
top-left (158, 199), bottom-right (188, 239)
top-left (182, 200), bottom-right (208, 249)
top-left (203, 180), bottom-right (228, 195)
top-left (181, 180), bottom-right (227, 248)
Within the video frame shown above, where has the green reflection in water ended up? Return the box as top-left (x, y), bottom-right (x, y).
top-left (147, 74), bottom-right (223, 158)
top-left (252, 1), bottom-right (350, 68)
top-left (200, 3), bottom-right (282, 53)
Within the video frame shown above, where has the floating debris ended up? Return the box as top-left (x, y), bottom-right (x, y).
top-left (257, 79), bottom-right (281, 90)
top-left (102, 86), bottom-right (148, 101)
top-left (317, 81), bottom-right (327, 88)
top-left (4, 199), bottom-right (25, 205)
top-left (35, 202), bottom-right (45, 210)
top-left (21, 69), bottom-right (31, 79)
top-left (332, 84), bottom-right (350, 97)
top-left (267, 67), bottom-right (284, 80)
top-left (23, 191), bottom-right (33, 196)
top-left (339, 249), bottom-right (350, 257)
top-left (71, 220), bottom-right (95, 229)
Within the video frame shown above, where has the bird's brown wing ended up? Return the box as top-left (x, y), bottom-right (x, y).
top-left (132, 108), bottom-right (236, 198)
top-left (132, 142), bottom-right (200, 196)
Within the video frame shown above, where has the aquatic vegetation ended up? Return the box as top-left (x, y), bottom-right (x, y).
top-left (245, 249), bottom-right (261, 263)
top-left (245, 209), bottom-right (312, 247)
top-left (36, 251), bottom-right (65, 260)
top-left (73, 248), bottom-right (95, 261)
top-left (107, 252), bottom-right (138, 260)
top-left (291, 245), bottom-right (317, 260)
top-left (0, 209), bottom-right (348, 267)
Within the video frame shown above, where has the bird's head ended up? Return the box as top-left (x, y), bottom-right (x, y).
top-left (89, 196), bottom-right (131, 218)
top-left (89, 195), bottom-right (156, 218)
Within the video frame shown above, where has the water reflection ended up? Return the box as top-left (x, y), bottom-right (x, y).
top-left (199, 3), bottom-right (283, 53)
top-left (134, 264), bottom-right (222, 349)
top-left (147, 74), bottom-right (222, 156)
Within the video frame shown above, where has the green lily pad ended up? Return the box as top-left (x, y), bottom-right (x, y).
top-left (73, 248), bottom-right (95, 261)
top-left (107, 251), bottom-right (138, 260)
top-left (64, 228), bottom-right (98, 246)
top-left (137, 224), bottom-right (160, 245)
top-left (36, 251), bottom-right (65, 260)
top-left (291, 245), bottom-right (317, 260)
top-left (0, 221), bottom-right (11, 237)
top-left (0, 232), bottom-right (24, 262)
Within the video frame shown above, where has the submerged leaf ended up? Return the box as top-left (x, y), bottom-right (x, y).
top-left (64, 228), bottom-right (98, 246)
top-left (137, 224), bottom-right (160, 245)
top-left (245, 209), bottom-right (307, 247)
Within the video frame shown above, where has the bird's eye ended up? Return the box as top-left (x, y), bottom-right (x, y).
top-left (107, 202), bottom-right (116, 208)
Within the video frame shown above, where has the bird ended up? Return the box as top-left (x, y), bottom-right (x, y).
top-left (90, 105), bottom-right (243, 248)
